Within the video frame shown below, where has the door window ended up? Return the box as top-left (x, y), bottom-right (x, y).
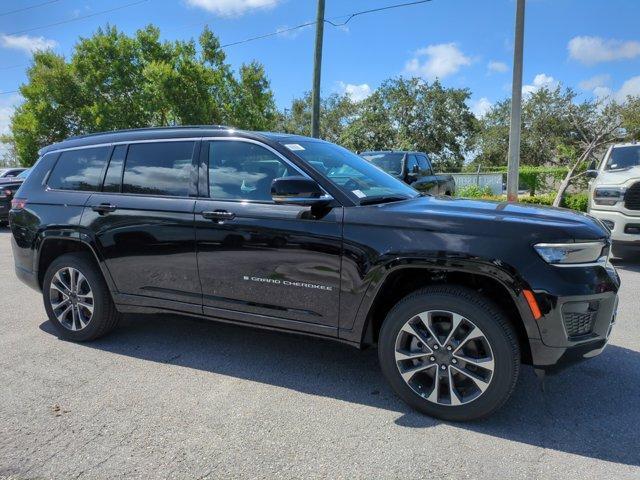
top-left (102, 145), bottom-right (127, 192)
top-left (208, 141), bottom-right (295, 201)
top-left (122, 141), bottom-right (195, 196)
top-left (418, 155), bottom-right (434, 175)
top-left (48, 146), bottom-right (110, 191)
top-left (406, 155), bottom-right (419, 174)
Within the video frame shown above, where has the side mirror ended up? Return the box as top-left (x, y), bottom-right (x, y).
top-left (271, 176), bottom-right (332, 206)
top-left (586, 169), bottom-right (598, 179)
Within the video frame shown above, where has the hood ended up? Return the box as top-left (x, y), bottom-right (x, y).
top-left (362, 196), bottom-right (608, 243)
top-left (593, 165), bottom-right (640, 186)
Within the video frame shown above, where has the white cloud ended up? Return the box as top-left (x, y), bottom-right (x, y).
top-left (568, 36), bottom-right (640, 65)
top-left (578, 74), bottom-right (611, 91)
top-left (185, 0), bottom-right (280, 17)
top-left (470, 97), bottom-right (492, 118)
top-left (615, 76), bottom-right (640, 102)
top-left (522, 73), bottom-right (559, 95)
top-left (0, 34), bottom-right (57, 54)
top-left (337, 82), bottom-right (372, 102)
top-left (404, 43), bottom-right (471, 80)
top-left (487, 61), bottom-right (508, 73)
top-left (276, 22), bottom-right (312, 39)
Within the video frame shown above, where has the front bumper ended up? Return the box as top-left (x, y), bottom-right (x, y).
top-left (528, 262), bottom-right (619, 373)
top-left (589, 209), bottom-right (640, 245)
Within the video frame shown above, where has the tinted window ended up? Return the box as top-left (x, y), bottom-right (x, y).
top-left (103, 145), bottom-right (126, 192)
top-left (122, 142), bottom-right (194, 196)
top-left (48, 147), bottom-right (110, 191)
top-left (208, 141), bottom-right (294, 201)
top-left (407, 155), bottom-right (419, 173)
top-left (418, 155), bottom-right (433, 174)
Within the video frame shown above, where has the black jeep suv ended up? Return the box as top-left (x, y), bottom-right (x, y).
top-left (10, 126), bottom-right (619, 420)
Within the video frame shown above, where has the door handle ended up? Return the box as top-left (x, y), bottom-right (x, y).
top-left (91, 203), bottom-right (117, 214)
top-left (201, 210), bottom-right (236, 222)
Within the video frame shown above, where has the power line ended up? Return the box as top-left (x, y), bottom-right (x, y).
top-left (325, 0), bottom-right (432, 27)
top-left (0, 90), bottom-right (19, 96)
top-left (7, 0), bottom-right (149, 36)
top-left (222, 0), bottom-right (434, 48)
top-left (0, 0), bottom-right (60, 17)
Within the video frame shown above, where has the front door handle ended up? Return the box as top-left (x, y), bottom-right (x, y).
top-left (91, 203), bottom-right (117, 214)
top-left (201, 210), bottom-right (236, 222)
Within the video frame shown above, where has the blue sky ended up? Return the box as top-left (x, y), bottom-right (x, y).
top-left (1, 0), bottom-right (640, 140)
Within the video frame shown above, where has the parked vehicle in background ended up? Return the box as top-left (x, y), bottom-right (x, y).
top-left (361, 151), bottom-right (455, 196)
top-left (9, 127), bottom-right (618, 421)
top-left (0, 169), bottom-right (30, 226)
top-left (587, 142), bottom-right (640, 258)
top-left (0, 167), bottom-right (27, 179)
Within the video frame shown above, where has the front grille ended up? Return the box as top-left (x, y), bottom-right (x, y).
top-left (624, 182), bottom-right (640, 210)
top-left (563, 312), bottom-right (594, 337)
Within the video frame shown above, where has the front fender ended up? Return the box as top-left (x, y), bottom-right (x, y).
top-left (338, 255), bottom-right (541, 346)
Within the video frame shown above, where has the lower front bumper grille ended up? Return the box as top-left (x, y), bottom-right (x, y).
top-left (562, 302), bottom-right (599, 339)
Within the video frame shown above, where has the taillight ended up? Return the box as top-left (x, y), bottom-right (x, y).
top-left (11, 198), bottom-right (27, 210)
top-left (3, 188), bottom-right (12, 197)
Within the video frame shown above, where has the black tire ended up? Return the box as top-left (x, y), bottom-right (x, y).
top-left (378, 285), bottom-right (520, 421)
top-left (43, 252), bottom-right (120, 341)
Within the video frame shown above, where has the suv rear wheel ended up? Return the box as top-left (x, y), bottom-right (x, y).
top-left (378, 285), bottom-right (520, 421)
top-left (43, 252), bottom-right (119, 341)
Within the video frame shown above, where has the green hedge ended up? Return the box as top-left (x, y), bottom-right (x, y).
top-left (454, 190), bottom-right (589, 212)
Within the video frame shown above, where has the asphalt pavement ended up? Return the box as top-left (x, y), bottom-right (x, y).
top-left (0, 227), bottom-right (638, 479)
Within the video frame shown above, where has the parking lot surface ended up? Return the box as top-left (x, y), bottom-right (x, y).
top-left (0, 227), bottom-right (638, 479)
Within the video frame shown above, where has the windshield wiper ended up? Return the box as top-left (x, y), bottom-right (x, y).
top-left (359, 195), bottom-right (412, 206)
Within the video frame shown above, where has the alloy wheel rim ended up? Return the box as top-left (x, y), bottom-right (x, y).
top-left (394, 310), bottom-right (495, 406)
top-left (49, 267), bottom-right (94, 331)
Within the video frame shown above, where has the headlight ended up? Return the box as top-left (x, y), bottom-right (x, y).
top-left (593, 187), bottom-right (625, 206)
top-left (534, 241), bottom-right (607, 265)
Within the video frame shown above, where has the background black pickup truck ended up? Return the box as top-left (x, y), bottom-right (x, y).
top-left (361, 150), bottom-right (455, 196)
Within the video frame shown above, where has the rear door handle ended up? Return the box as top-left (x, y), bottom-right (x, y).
top-left (91, 203), bottom-right (117, 214)
top-left (201, 210), bottom-right (236, 222)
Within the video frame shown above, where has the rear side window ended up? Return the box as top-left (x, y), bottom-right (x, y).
top-left (48, 147), bottom-right (110, 191)
top-left (103, 145), bottom-right (126, 192)
top-left (122, 141), bottom-right (195, 196)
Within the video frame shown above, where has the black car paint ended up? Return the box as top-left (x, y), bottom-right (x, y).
top-left (9, 127), bottom-right (619, 373)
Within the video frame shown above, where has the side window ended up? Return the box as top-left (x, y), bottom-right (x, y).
top-left (208, 141), bottom-right (294, 202)
top-left (419, 155), bottom-right (434, 175)
top-left (406, 155), bottom-right (419, 174)
top-left (122, 141), bottom-right (195, 196)
top-left (48, 146), bottom-right (110, 191)
top-left (102, 145), bottom-right (127, 192)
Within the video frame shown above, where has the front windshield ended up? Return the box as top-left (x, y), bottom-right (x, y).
top-left (361, 152), bottom-right (403, 176)
top-left (605, 145), bottom-right (640, 170)
top-left (281, 140), bottom-right (418, 202)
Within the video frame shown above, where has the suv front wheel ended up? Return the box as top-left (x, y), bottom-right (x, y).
top-left (378, 286), bottom-right (520, 421)
top-left (43, 252), bottom-right (120, 341)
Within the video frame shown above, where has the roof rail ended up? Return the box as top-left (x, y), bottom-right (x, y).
top-left (65, 125), bottom-right (231, 141)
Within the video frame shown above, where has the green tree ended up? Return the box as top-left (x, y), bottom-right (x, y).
top-left (376, 78), bottom-right (477, 171)
top-left (621, 96), bottom-right (640, 141)
top-left (10, 25), bottom-right (276, 166)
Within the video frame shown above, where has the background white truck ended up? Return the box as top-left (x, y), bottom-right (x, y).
top-left (587, 142), bottom-right (640, 258)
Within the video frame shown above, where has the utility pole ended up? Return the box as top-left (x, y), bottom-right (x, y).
top-left (311, 0), bottom-right (326, 138)
top-left (506, 0), bottom-right (526, 202)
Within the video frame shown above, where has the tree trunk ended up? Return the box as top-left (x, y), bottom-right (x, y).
top-left (553, 148), bottom-right (591, 207)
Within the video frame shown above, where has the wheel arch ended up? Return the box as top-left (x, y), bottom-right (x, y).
top-left (35, 229), bottom-right (116, 293)
top-left (349, 259), bottom-right (539, 364)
